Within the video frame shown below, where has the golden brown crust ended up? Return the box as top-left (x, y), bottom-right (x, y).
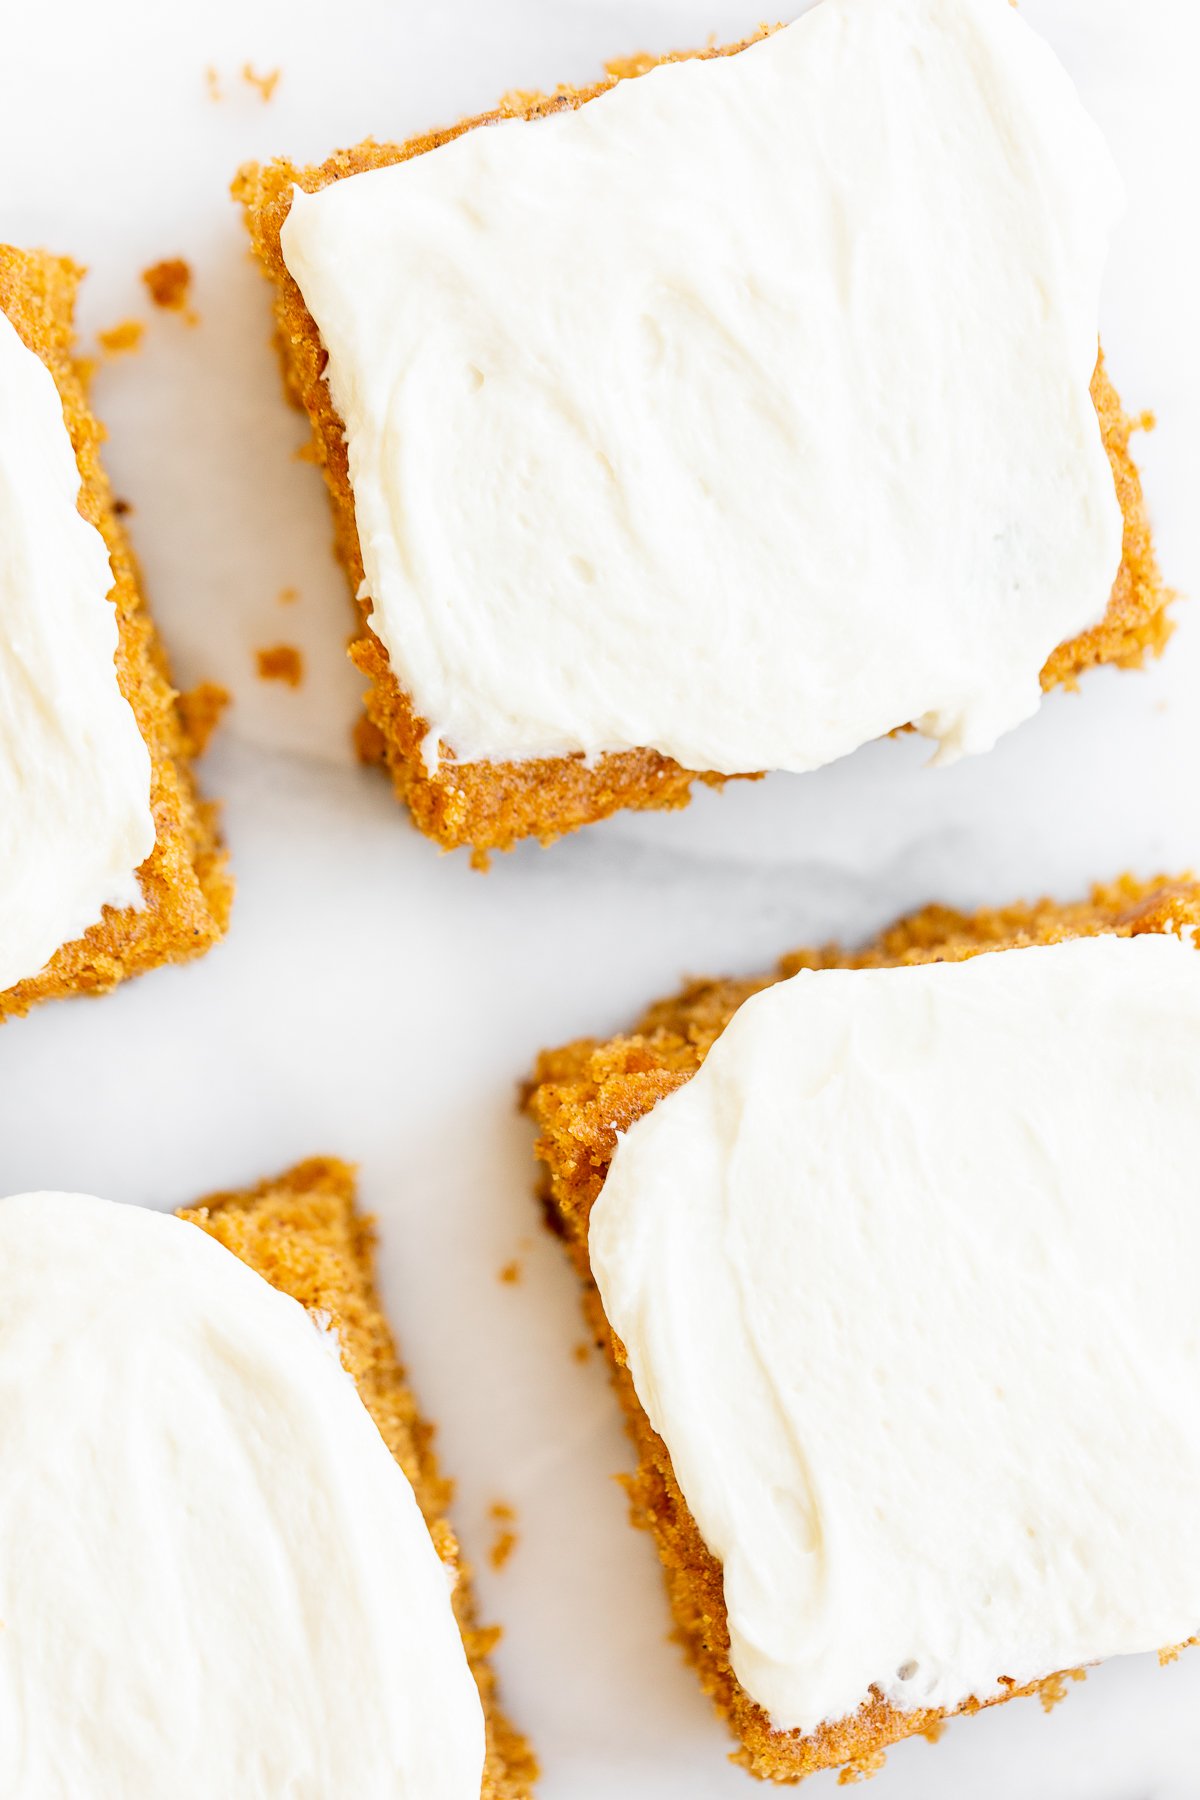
top-left (0, 246), bottom-right (232, 1019)
top-left (525, 876), bottom-right (1200, 1782)
top-left (236, 32), bottom-right (1172, 857)
top-left (181, 1157), bottom-right (536, 1800)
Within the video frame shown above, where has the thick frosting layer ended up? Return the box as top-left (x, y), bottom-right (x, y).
top-left (0, 1193), bottom-right (485, 1798)
top-left (282, 0), bottom-right (1123, 776)
top-left (590, 934), bottom-right (1200, 1732)
top-left (0, 311), bottom-right (154, 992)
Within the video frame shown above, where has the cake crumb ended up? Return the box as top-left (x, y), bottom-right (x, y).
top-left (497, 85), bottom-right (549, 117)
top-left (178, 682), bottom-right (231, 757)
top-left (604, 52), bottom-right (658, 81)
top-left (255, 644), bottom-right (304, 688)
top-left (97, 318), bottom-right (144, 357)
top-left (488, 1502), bottom-right (518, 1571)
top-left (142, 258), bottom-right (197, 323)
top-left (571, 1340), bottom-right (590, 1364)
top-left (837, 1750), bottom-right (886, 1784)
top-left (242, 62), bottom-right (281, 102)
top-left (1038, 1668), bottom-right (1086, 1714)
top-left (113, 497), bottom-right (134, 518)
top-left (498, 1259), bottom-right (522, 1286)
top-left (277, 584), bottom-right (299, 606)
top-left (204, 64), bottom-right (223, 101)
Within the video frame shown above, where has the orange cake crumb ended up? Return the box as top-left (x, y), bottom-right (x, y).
top-left (177, 681), bottom-right (231, 758)
top-left (141, 257), bottom-right (196, 323)
top-left (242, 62), bottom-right (281, 102)
top-left (0, 245), bottom-right (231, 1021)
top-left (1038, 1669), bottom-right (1087, 1714)
top-left (277, 583), bottom-right (299, 605)
top-left (497, 1259), bottom-right (522, 1287)
top-left (837, 1750), bottom-right (887, 1785)
top-left (182, 1159), bottom-right (535, 1799)
top-left (571, 1340), bottom-right (590, 1365)
top-left (236, 30), bottom-right (1173, 858)
top-left (525, 875), bottom-right (1200, 1783)
top-left (487, 1502), bottom-right (519, 1572)
top-left (834, 1756), bottom-right (892, 1785)
top-left (255, 642), bottom-right (304, 687)
top-left (204, 65), bottom-right (223, 102)
top-left (97, 317), bottom-right (143, 357)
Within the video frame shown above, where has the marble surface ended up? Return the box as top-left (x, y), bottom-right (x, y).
top-left (1, 2), bottom-right (1198, 1794)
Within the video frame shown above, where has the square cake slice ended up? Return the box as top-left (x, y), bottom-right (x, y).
top-left (525, 876), bottom-right (1200, 1782)
top-left (0, 1157), bottom-right (534, 1797)
top-left (0, 246), bottom-right (230, 1018)
top-left (181, 1158), bottom-right (535, 1799)
top-left (237, 3), bottom-right (1171, 857)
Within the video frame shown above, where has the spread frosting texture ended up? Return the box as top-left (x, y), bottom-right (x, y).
top-left (0, 1192), bottom-right (486, 1798)
top-left (0, 311), bottom-right (154, 992)
top-left (590, 934), bottom-right (1200, 1732)
top-left (282, 0), bottom-right (1123, 776)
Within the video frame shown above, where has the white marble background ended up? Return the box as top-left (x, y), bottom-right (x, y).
top-left (1, 2), bottom-right (1198, 1794)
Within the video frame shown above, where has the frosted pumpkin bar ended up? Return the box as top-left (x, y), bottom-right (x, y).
top-left (525, 877), bottom-right (1200, 1781)
top-left (237, 0), bottom-right (1169, 854)
top-left (0, 1157), bottom-right (535, 1798)
top-left (0, 245), bottom-right (230, 1017)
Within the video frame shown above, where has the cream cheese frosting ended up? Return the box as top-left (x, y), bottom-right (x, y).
top-left (281, 0), bottom-right (1123, 776)
top-left (589, 933), bottom-right (1200, 1733)
top-left (0, 1192), bottom-right (486, 1798)
top-left (0, 311), bottom-right (153, 993)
